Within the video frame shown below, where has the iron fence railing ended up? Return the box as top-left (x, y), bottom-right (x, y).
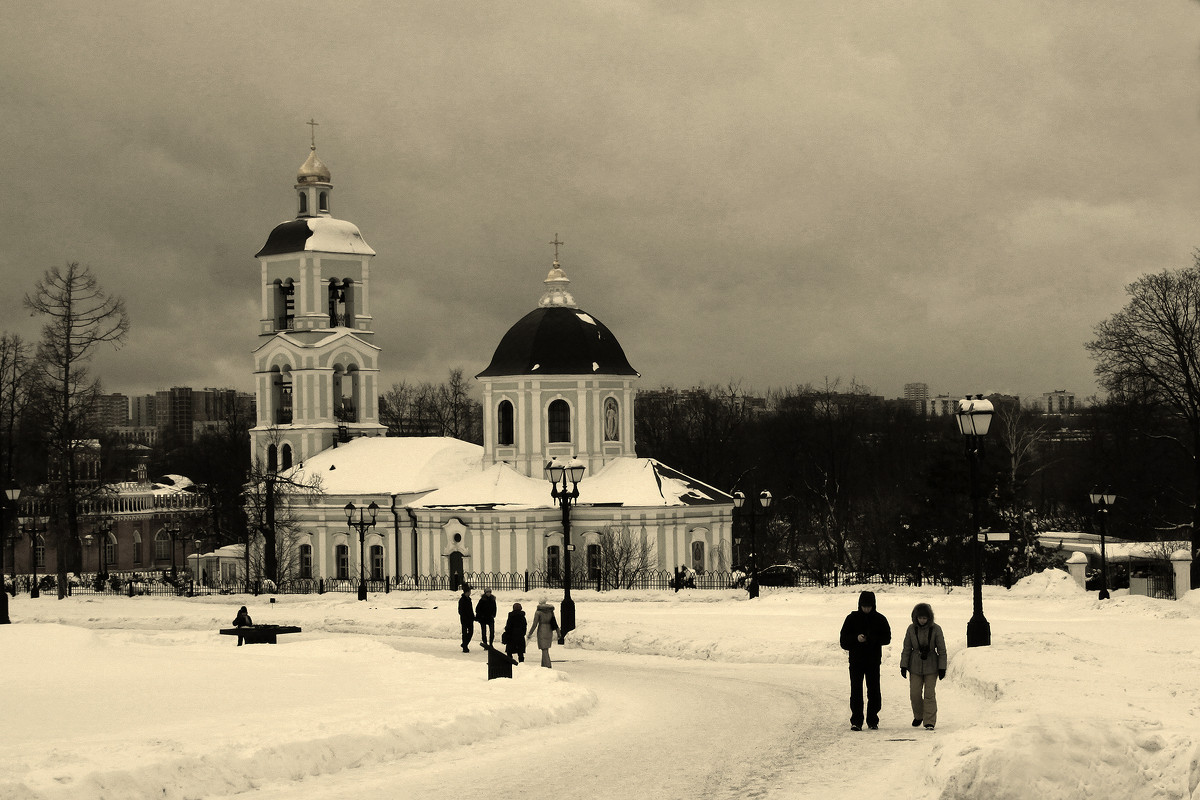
top-left (0, 567), bottom-right (1173, 598)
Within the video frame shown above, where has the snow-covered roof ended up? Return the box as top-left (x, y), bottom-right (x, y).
top-left (1038, 532), bottom-right (1188, 562)
top-left (412, 457), bottom-right (732, 510)
top-left (284, 436), bottom-right (483, 496)
top-left (256, 217), bottom-right (375, 257)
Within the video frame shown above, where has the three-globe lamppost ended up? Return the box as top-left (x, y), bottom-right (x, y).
top-left (955, 394), bottom-right (994, 648)
top-left (345, 501), bottom-right (378, 601)
top-left (1088, 489), bottom-right (1116, 601)
top-left (732, 489), bottom-right (772, 599)
top-left (545, 457), bottom-right (584, 642)
top-left (84, 516), bottom-right (114, 588)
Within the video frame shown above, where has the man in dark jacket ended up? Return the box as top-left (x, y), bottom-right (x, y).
top-left (458, 585), bottom-right (475, 653)
top-left (839, 590), bottom-right (891, 730)
top-left (475, 587), bottom-right (497, 647)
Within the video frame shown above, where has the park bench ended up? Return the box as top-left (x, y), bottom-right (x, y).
top-left (218, 624), bottom-right (302, 644)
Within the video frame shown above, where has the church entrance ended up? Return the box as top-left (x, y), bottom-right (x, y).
top-left (449, 551), bottom-right (465, 590)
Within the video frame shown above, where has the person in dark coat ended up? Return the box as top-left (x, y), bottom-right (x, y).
top-left (899, 602), bottom-right (948, 730)
top-left (458, 585), bottom-right (475, 653)
top-left (233, 605), bottom-right (253, 647)
top-left (839, 590), bottom-right (891, 730)
top-left (502, 602), bottom-right (528, 662)
top-left (475, 587), bottom-right (497, 646)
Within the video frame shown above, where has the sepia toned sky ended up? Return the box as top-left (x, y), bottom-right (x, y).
top-left (3, 1), bottom-right (1199, 403)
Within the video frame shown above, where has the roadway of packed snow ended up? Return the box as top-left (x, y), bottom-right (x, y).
top-left (1, 569), bottom-right (1197, 799)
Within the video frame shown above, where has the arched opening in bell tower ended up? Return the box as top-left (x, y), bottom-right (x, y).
top-left (271, 365), bottom-right (293, 424)
top-left (272, 279), bottom-right (296, 330)
top-left (328, 279), bottom-right (355, 328)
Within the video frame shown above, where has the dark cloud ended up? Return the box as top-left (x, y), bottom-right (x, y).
top-left (3, 1), bottom-right (1198, 402)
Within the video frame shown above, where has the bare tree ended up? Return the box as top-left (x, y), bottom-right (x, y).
top-left (596, 524), bottom-right (656, 589)
top-left (1086, 260), bottom-right (1200, 586)
top-left (243, 427), bottom-right (323, 585)
top-left (380, 368), bottom-right (482, 443)
top-left (24, 263), bottom-right (129, 598)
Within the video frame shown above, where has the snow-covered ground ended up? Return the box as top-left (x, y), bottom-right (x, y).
top-left (2, 570), bottom-right (1198, 799)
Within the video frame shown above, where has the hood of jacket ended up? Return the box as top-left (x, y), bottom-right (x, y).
top-left (535, 602), bottom-right (555, 613)
top-left (858, 590), bottom-right (876, 611)
top-left (911, 602), bottom-right (934, 625)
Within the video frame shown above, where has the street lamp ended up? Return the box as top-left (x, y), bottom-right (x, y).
top-left (1, 484), bottom-right (19, 624)
top-left (22, 515), bottom-right (48, 600)
top-left (193, 538), bottom-right (203, 593)
top-left (955, 394), bottom-right (994, 648)
top-left (545, 457), bottom-right (584, 643)
top-left (345, 501), bottom-right (379, 601)
top-left (165, 518), bottom-right (183, 581)
top-left (1088, 488), bottom-right (1116, 600)
top-left (732, 489), bottom-right (773, 599)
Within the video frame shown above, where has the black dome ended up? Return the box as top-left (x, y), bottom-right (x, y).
top-left (477, 306), bottom-right (639, 378)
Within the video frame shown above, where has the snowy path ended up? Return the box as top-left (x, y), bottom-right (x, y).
top-left (209, 632), bottom-right (964, 800)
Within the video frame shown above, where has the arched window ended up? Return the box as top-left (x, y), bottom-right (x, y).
top-left (299, 544), bottom-right (312, 579)
top-left (154, 531), bottom-right (171, 561)
top-left (319, 191), bottom-right (329, 212)
top-left (274, 279), bottom-right (295, 330)
top-left (547, 545), bottom-right (561, 582)
top-left (370, 544), bottom-right (384, 580)
top-left (133, 530), bottom-right (142, 564)
top-left (34, 535), bottom-right (45, 569)
top-left (548, 399), bottom-right (571, 443)
top-left (497, 400), bottom-right (514, 446)
top-left (336, 544), bottom-right (349, 580)
top-left (299, 192), bottom-right (308, 215)
top-left (103, 534), bottom-right (115, 567)
top-left (587, 543), bottom-right (601, 583)
top-left (273, 367), bottom-right (293, 424)
top-left (281, 444), bottom-right (293, 471)
top-left (691, 541), bottom-right (706, 574)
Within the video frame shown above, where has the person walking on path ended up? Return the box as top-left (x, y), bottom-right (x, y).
top-left (232, 605), bottom-right (253, 647)
top-left (502, 602), bottom-right (527, 663)
top-left (839, 590), bottom-right (891, 731)
top-left (475, 587), bottom-right (498, 647)
top-left (527, 598), bottom-right (560, 668)
top-left (458, 585), bottom-right (475, 653)
top-left (899, 602), bottom-right (947, 730)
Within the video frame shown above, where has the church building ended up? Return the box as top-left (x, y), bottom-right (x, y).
top-left (252, 144), bottom-right (734, 588)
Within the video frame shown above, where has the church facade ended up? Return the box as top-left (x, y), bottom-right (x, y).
top-left (253, 146), bottom-right (734, 587)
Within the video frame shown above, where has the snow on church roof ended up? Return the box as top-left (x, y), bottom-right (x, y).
top-left (255, 217), bottom-right (375, 258)
top-left (284, 436), bottom-right (483, 496)
top-left (413, 457), bottom-right (732, 510)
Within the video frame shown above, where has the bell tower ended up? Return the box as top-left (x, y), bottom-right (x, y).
top-left (250, 135), bottom-right (387, 470)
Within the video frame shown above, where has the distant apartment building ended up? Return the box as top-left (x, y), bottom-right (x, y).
top-left (89, 393), bottom-right (129, 430)
top-left (904, 382), bottom-right (930, 414)
top-left (1042, 390), bottom-right (1075, 415)
top-left (923, 394), bottom-right (958, 417)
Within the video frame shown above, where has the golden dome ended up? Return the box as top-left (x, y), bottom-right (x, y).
top-left (297, 146), bottom-right (331, 184)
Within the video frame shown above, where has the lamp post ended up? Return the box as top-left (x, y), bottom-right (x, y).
top-left (345, 501), bottom-right (378, 601)
top-left (87, 516), bottom-right (113, 587)
top-left (1088, 489), bottom-right (1116, 600)
top-left (22, 516), bottom-right (48, 599)
top-left (955, 394), bottom-right (994, 648)
top-left (194, 538), bottom-right (204, 593)
top-left (732, 489), bottom-right (773, 599)
top-left (166, 518), bottom-right (182, 581)
top-left (545, 457), bottom-right (584, 642)
top-left (1, 485), bottom-right (19, 624)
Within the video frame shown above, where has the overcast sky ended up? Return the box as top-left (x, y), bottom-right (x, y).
top-left (3, 1), bottom-right (1199, 404)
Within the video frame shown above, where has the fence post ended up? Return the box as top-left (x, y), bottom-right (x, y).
top-left (524, 570), bottom-right (529, 593)
top-left (1171, 549), bottom-right (1191, 600)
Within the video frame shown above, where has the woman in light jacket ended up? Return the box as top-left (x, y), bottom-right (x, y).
top-left (899, 602), bottom-right (948, 730)
top-left (526, 598), bottom-right (559, 668)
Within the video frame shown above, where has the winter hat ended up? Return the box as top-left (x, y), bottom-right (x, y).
top-left (912, 602), bottom-right (934, 624)
top-left (483, 588), bottom-right (493, 595)
top-left (858, 591), bottom-right (876, 610)
top-left (513, 602), bottom-right (522, 612)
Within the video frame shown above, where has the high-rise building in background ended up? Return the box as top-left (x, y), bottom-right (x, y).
top-left (903, 382), bottom-right (930, 414)
top-left (1042, 389), bottom-right (1076, 415)
top-left (90, 393), bottom-right (129, 430)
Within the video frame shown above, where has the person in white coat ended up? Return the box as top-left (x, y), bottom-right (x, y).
top-left (526, 598), bottom-right (560, 668)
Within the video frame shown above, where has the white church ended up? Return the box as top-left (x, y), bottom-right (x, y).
top-left (249, 144), bottom-right (734, 588)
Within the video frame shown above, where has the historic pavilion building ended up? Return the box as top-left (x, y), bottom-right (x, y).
top-left (253, 145), bottom-right (734, 587)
